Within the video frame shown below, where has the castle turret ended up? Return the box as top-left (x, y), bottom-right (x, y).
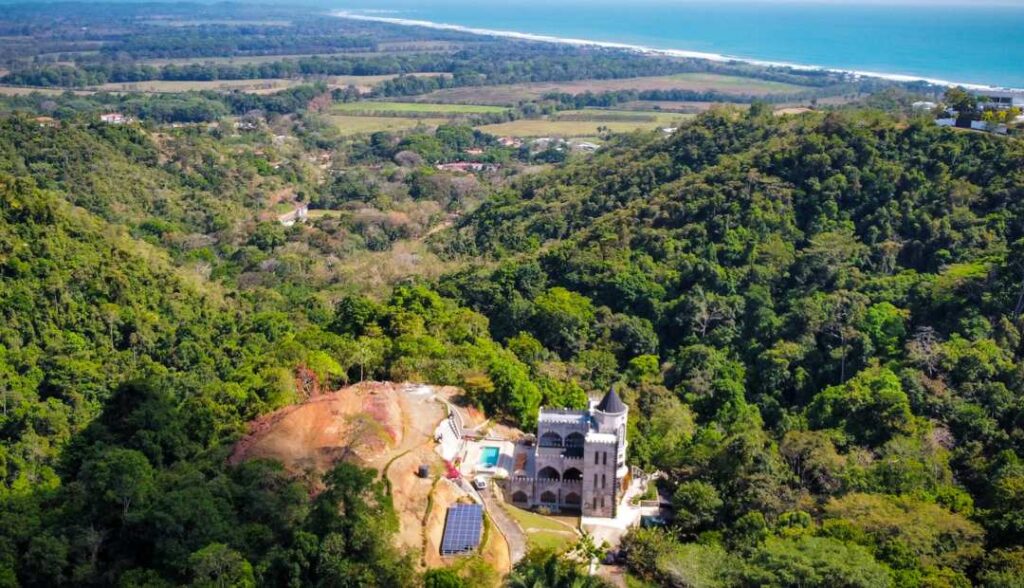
top-left (592, 386), bottom-right (628, 478)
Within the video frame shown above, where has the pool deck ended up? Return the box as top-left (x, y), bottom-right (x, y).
top-left (461, 440), bottom-right (515, 479)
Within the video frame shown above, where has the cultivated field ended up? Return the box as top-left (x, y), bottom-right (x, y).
top-left (329, 115), bottom-right (452, 136)
top-left (333, 101), bottom-right (508, 115)
top-left (91, 73), bottom-right (451, 94)
top-left (476, 110), bottom-right (692, 137)
top-left (141, 53), bottom-right (370, 66)
top-left (414, 73), bottom-right (807, 105)
top-left (92, 78), bottom-right (305, 93)
top-left (0, 85), bottom-right (83, 96)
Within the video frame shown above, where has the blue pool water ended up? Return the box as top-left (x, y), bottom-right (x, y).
top-left (479, 446), bottom-right (500, 467)
top-left (333, 1), bottom-right (1024, 89)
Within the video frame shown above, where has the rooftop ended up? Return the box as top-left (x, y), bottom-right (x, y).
top-left (595, 386), bottom-right (626, 414)
top-left (538, 408), bottom-right (590, 425)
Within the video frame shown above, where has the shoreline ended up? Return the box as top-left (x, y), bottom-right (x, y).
top-left (332, 10), bottom-right (1023, 93)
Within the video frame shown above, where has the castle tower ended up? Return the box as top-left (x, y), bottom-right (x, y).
top-left (592, 386), bottom-right (628, 476)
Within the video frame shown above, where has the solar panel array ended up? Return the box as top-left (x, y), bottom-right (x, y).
top-left (440, 504), bottom-right (483, 556)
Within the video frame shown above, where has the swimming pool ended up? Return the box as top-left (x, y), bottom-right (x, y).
top-left (479, 446), bottom-right (500, 468)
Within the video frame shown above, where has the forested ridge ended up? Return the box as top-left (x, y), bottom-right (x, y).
top-left (434, 107), bottom-right (1024, 585)
top-left (2, 99), bottom-right (1024, 586)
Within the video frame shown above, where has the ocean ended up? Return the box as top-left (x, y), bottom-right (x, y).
top-left (331, 0), bottom-right (1024, 90)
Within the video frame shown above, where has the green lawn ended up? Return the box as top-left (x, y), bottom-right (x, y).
top-left (332, 101), bottom-right (508, 115)
top-left (502, 503), bottom-right (578, 552)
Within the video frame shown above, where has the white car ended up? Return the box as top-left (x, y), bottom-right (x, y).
top-left (473, 477), bottom-right (488, 490)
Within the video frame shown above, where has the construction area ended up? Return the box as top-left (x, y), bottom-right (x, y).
top-left (229, 379), bottom-right (666, 586)
top-left (229, 381), bottom-right (512, 577)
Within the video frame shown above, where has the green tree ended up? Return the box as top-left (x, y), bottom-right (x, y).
top-left (807, 366), bottom-right (912, 446)
top-left (80, 447), bottom-right (155, 520)
top-left (188, 543), bottom-right (255, 588)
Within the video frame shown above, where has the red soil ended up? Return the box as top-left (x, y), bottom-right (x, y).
top-left (228, 381), bottom-right (405, 473)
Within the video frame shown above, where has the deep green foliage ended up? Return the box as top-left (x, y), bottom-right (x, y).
top-left (437, 108), bottom-right (1024, 583)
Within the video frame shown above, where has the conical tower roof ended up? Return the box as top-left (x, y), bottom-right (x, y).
top-left (596, 385), bottom-right (626, 414)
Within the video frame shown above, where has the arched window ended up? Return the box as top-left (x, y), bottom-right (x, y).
top-left (539, 431), bottom-right (563, 447)
top-left (540, 491), bottom-right (557, 504)
top-left (565, 432), bottom-right (585, 448)
top-left (512, 491), bottom-right (529, 504)
top-left (564, 492), bottom-right (581, 505)
top-left (538, 466), bottom-right (560, 481)
top-left (563, 468), bottom-right (583, 482)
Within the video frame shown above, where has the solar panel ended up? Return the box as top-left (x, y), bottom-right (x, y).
top-left (440, 504), bottom-right (483, 556)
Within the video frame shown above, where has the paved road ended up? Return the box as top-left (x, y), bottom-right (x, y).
top-left (479, 485), bottom-right (528, 564)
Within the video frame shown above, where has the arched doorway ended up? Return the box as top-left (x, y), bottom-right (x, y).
top-left (563, 467), bottom-right (583, 482)
top-left (512, 491), bottom-right (529, 504)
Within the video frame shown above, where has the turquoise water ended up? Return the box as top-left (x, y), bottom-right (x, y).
top-left (333, 1), bottom-right (1024, 89)
top-left (479, 446), bottom-right (500, 467)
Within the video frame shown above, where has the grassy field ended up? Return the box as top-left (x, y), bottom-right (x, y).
top-left (415, 73), bottom-right (807, 106)
top-left (0, 85), bottom-right (93, 96)
top-left (141, 53), bottom-right (367, 66)
top-left (332, 101), bottom-right (508, 116)
top-left (477, 110), bottom-right (692, 138)
top-left (92, 78), bottom-right (304, 94)
top-left (329, 115), bottom-right (452, 136)
top-left (502, 504), bottom-right (579, 552)
top-left (91, 73), bottom-right (451, 94)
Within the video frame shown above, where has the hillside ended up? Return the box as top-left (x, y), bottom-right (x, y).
top-left (1, 94), bottom-right (1024, 585)
top-left (433, 107), bottom-right (1024, 585)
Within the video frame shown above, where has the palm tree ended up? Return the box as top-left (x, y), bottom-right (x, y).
top-left (505, 549), bottom-right (611, 588)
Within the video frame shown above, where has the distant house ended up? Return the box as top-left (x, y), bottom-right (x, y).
top-left (571, 141), bottom-right (601, 152)
top-left (278, 203), bottom-right (309, 227)
top-left (971, 120), bottom-right (1009, 135)
top-left (34, 116), bottom-right (58, 128)
top-left (978, 90), bottom-right (1024, 111)
top-left (436, 162), bottom-right (499, 173)
top-left (912, 101), bottom-right (937, 111)
top-left (497, 136), bottom-right (523, 148)
top-left (464, 148), bottom-right (485, 156)
top-left (99, 113), bottom-right (127, 124)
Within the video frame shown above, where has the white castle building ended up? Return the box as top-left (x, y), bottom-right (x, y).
top-left (506, 387), bottom-right (629, 518)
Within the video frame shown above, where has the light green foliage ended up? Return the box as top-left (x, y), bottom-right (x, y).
top-left (621, 527), bottom-right (738, 587)
top-left (808, 367), bottom-right (913, 446)
top-left (862, 302), bottom-right (908, 359)
top-left (824, 493), bottom-right (984, 572)
top-left (743, 536), bottom-right (893, 588)
top-left (531, 287), bottom-right (596, 357)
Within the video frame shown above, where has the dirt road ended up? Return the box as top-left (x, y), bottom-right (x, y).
top-left (479, 484), bottom-right (528, 564)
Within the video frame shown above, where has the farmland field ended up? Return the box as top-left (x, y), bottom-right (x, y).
top-left (329, 115), bottom-right (451, 136)
top-left (0, 85), bottom-right (90, 96)
top-left (476, 110), bottom-right (692, 137)
top-left (89, 74), bottom-right (451, 94)
top-left (332, 101), bottom-right (508, 115)
top-left (140, 53), bottom-right (371, 66)
top-left (92, 78), bottom-right (305, 93)
top-left (413, 73), bottom-right (807, 105)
